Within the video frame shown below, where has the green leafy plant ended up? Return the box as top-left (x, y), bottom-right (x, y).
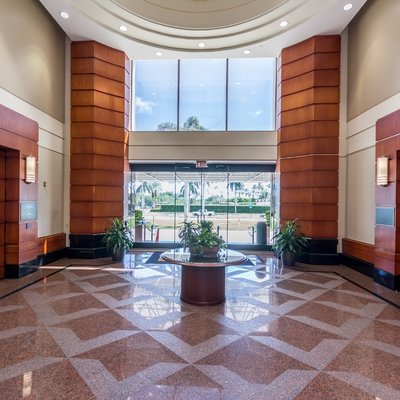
top-left (102, 218), bottom-right (134, 258)
top-left (272, 219), bottom-right (308, 256)
top-left (134, 209), bottom-right (143, 224)
top-left (178, 220), bottom-right (226, 256)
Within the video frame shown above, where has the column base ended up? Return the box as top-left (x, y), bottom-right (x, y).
top-left (5, 259), bottom-right (38, 278)
top-left (298, 238), bottom-right (339, 265)
top-left (68, 234), bottom-right (107, 259)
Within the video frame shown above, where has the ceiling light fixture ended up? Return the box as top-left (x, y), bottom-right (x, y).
top-left (280, 20), bottom-right (288, 27)
top-left (198, 42), bottom-right (206, 48)
top-left (155, 51), bottom-right (162, 56)
top-left (119, 25), bottom-right (127, 32)
top-left (343, 3), bottom-right (353, 11)
top-left (60, 11), bottom-right (69, 19)
top-left (243, 49), bottom-right (251, 55)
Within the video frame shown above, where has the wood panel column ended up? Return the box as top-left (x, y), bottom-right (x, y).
top-left (70, 41), bottom-right (130, 258)
top-left (277, 35), bottom-right (340, 264)
top-left (375, 110), bottom-right (400, 290)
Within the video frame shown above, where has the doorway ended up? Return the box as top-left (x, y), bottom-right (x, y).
top-left (128, 163), bottom-right (276, 249)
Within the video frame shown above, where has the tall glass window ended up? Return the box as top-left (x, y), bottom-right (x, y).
top-left (134, 60), bottom-right (178, 131)
top-left (179, 59), bottom-right (226, 131)
top-left (228, 58), bottom-right (275, 131)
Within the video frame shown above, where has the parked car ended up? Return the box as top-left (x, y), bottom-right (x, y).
top-left (192, 209), bottom-right (215, 216)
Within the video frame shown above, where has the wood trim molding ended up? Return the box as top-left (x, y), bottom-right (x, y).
top-left (342, 238), bottom-right (375, 264)
top-left (37, 233), bottom-right (66, 255)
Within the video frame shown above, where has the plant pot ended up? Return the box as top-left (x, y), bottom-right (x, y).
top-left (112, 247), bottom-right (126, 261)
top-left (135, 224), bottom-right (144, 242)
top-left (281, 252), bottom-right (296, 266)
top-left (201, 246), bottom-right (220, 258)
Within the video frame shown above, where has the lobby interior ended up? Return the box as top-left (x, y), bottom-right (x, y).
top-left (0, 0), bottom-right (399, 399)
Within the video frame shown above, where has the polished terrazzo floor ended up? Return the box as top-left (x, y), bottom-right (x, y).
top-left (0, 252), bottom-right (399, 399)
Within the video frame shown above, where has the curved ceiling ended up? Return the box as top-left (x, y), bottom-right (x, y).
top-left (39, 0), bottom-right (367, 58)
top-left (113, 0), bottom-right (289, 29)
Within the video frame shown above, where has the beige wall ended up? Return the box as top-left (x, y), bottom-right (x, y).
top-left (344, 0), bottom-right (400, 246)
top-left (347, 0), bottom-right (400, 120)
top-left (0, 0), bottom-right (67, 238)
top-left (346, 148), bottom-right (375, 244)
top-left (38, 147), bottom-right (64, 237)
top-left (129, 131), bottom-right (277, 161)
top-left (0, 0), bottom-right (66, 122)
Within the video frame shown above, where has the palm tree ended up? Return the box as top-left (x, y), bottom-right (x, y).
top-left (136, 181), bottom-right (161, 209)
top-left (157, 121), bottom-right (177, 131)
top-left (252, 182), bottom-right (264, 200)
top-left (227, 182), bottom-right (245, 213)
top-left (180, 181), bottom-right (200, 220)
top-left (182, 116), bottom-right (206, 131)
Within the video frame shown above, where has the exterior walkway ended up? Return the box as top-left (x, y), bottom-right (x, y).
top-left (0, 252), bottom-right (399, 399)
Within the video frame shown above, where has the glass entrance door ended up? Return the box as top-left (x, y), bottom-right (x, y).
top-left (174, 164), bottom-right (229, 245)
top-left (129, 163), bottom-right (274, 248)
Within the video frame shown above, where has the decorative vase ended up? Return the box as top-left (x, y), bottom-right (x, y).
top-left (112, 247), bottom-right (126, 261)
top-left (281, 252), bottom-right (296, 266)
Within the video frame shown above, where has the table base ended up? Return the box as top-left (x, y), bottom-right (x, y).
top-left (180, 265), bottom-right (226, 305)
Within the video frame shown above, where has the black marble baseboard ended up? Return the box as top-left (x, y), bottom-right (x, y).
top-left (373, 268), bottom-right (400, 291)
top-left (37, 248), bottom-right (67, 266)
top-left (4, 260), bottom-right (38, 279)
top-left (340, 254), bottom-right (374, 278)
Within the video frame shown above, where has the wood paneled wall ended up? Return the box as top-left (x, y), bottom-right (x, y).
top-left (0, 150), bottom-right (4, 278)
top-left (375, 109), bottom-right (400, 289)
top-left (0, 105), bottom-right (39, 277)
top-left (277, 36), bottom-right (340, 262)
top-left (70, 41), bottom-right (130, 236)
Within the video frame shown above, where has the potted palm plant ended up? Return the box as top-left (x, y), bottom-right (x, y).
top-left (178, 220), bottom-right (226, 258)
top-left (103, 218), bottom-right (134, 261)
top-left (272, 219), bottom-right (308, 266)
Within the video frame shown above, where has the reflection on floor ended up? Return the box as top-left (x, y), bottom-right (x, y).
top-left (0, 252), bottom-right (399, 399)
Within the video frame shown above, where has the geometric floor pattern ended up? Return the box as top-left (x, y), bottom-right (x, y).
top-left (0, 252), bottom-right (399, 399)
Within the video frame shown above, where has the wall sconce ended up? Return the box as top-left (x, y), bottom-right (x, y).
top-left (377, 156), bottom-right (389, 186)
top-left (25, 156), bottom-right (36, 184)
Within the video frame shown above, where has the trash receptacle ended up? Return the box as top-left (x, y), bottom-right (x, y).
top-left (256, 221), bottom-right (267, 245)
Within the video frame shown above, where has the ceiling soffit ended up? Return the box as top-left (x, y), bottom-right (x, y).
top-left (65, 0), bottom-right (338, 51)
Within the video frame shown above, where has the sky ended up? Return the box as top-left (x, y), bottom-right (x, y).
top-left (134, 58), bottom-right (276, 131)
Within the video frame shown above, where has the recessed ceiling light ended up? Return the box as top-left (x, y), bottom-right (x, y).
top-left (198, 42), bottom-right (206, 48)
top-left (119, 25), bottom-right (128, 32)
top-left (280, 20), bottom-right (288, 27)
top-left (60, 11), bottom-right (69, 19)
top-left (343, 3), bottom-right (353, 11)
top-left (155, 51), bottom-right (162, 56)
top-left (243, 49), bottom-right (251, 55)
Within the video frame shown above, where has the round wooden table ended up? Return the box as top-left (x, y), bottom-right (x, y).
top-left (161, 248), bottom-right (247, 305)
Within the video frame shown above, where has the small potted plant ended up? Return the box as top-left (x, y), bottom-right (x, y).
top-left (272, 219), bottom-right (308, 266)
top-left (178, 220), bottom-right (226, 258)
top-left (134, 209), bottom-right (144, 242)
top-left (103, 218), bottom-right (134, 261)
